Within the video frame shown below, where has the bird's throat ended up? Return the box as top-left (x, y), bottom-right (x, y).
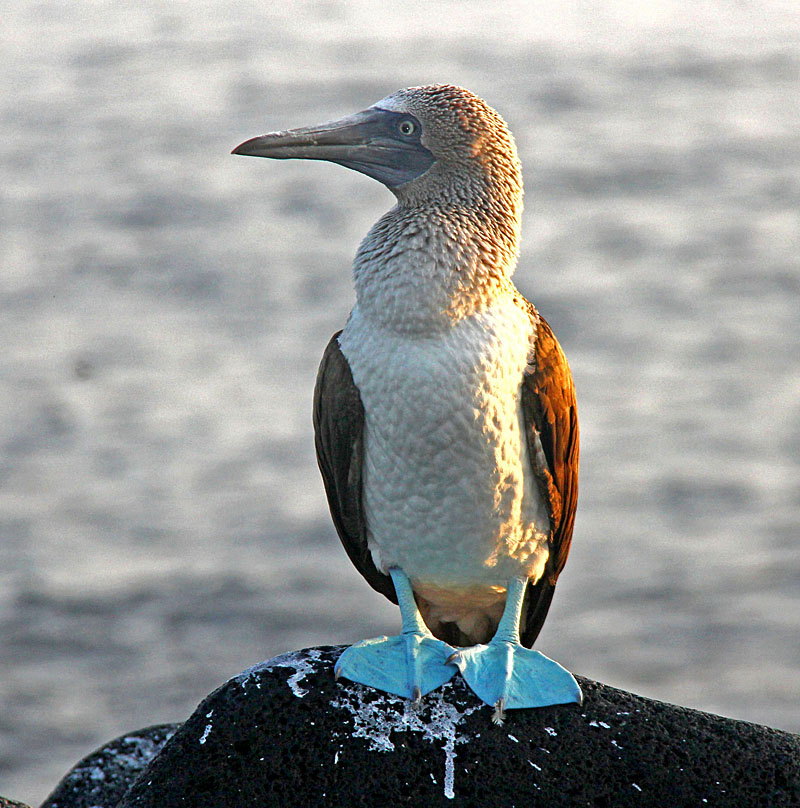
top-left (352, 205), bottom-right (519, 336)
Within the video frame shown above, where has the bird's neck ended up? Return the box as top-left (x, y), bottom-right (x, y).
top-left (352, 202), bottom-right (521, 336)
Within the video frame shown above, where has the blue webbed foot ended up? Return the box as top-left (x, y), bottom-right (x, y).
top-left (450, 577), bottom-right (582, 723)
top-left (451, 642), bottom-right (582, 723)
top-left (335, 631), bottom-right (456, 701)
top-left (334, 568), bottom-right (457, 701)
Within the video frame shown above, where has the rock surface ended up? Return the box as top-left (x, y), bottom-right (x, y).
top-left (105, 646), bottom-right (797, 807)
top-left (40, 725), bottom-right (178, 808)
top-left (0, 798), bottom-right (32, 808)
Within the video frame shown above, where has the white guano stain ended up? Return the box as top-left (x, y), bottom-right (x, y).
top-left (199, 709), bottom-right (214, 745)
top-left (236, 649), bottom-right (324, 698)
top-left (331, 682), bottom-right (480, 801)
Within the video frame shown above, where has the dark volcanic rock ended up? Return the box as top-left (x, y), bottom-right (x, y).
top-left (109, 646), bottom-right (799, 808)
top-left (41, 724), bottom-right (179, 808)
top-left (0, 797), bottom-right (32, 808)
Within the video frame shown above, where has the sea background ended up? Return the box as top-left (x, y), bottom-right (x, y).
top-left (2, 1), bottom-right (799, 803)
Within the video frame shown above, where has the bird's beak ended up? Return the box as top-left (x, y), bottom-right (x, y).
top-left (232, 107), bottom-right (434, 189)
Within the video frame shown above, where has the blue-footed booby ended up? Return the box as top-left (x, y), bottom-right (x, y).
top-left (233, 85), bottom-right (581, 722)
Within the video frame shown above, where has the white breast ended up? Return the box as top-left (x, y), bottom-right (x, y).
top-left (338, 295), bottom-right (551, 598)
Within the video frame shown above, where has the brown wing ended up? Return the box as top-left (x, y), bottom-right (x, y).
top-left (519, 310), bottom-right (580, 647)
top-left (312, 332), bottom-right (397, 604)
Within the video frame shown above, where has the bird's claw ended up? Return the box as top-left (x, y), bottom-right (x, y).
top-left (492, 698), bottom-right (506, 725)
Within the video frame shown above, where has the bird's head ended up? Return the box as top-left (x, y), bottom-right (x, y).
top-left (232, 84), bottom-right (523, 214)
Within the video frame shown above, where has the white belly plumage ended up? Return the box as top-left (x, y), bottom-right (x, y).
top-left (338, 297), bottom-right (551, 615)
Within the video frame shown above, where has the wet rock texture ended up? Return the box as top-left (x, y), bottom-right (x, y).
top-left (49, 646), bottom-right (800, 807)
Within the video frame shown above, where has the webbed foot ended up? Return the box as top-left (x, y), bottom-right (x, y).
top-left (450, 641), bottom-right (581, 721)
top-left (449, 577), bottom-right (582, 721)
top-left (335, 631), bottom-right (456, 700)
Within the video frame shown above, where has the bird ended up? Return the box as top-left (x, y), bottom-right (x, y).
top-left (233, 84), bottom-right (581, 722)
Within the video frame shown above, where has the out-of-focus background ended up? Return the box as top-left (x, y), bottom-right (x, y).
top-left (2, 1), bottom-right (799, 803)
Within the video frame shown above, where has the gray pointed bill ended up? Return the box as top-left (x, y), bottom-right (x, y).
top-left (232, 107), bottom-right (434, 189)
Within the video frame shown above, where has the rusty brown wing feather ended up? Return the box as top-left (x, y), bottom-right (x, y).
top-left (313, 332), bottom-right (397, 604)
top-left (519, 310), bottom-right (580, 647)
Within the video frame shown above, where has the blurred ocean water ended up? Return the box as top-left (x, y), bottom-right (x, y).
top-left (2, 1), bottom-right (799, 802)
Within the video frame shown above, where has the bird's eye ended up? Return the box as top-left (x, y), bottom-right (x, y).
top-left (398, 119), bottom-right (416, 137)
